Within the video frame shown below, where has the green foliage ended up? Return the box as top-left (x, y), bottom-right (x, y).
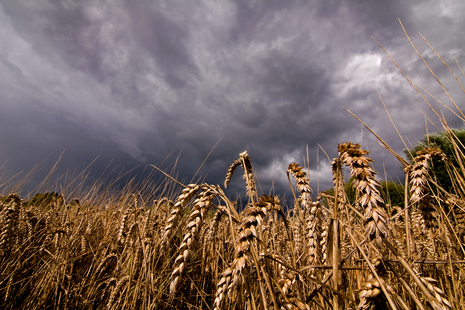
top-left (27, 192), bottom-right (63, 207)
top-left (379, 180), bottom-right (404, 208)
top-left (345, 177), bottom-right (357, 205)
top-left (325, 177), bottom-right (356, 204)
top-left (326, 178), bottom-right (404, 208)
top-left (404, 128), bottom-right (465, 193)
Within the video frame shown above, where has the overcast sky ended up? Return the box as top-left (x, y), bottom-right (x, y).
top-left (1, 0), bottom-right (465, 202)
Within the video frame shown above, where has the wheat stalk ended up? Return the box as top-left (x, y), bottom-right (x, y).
top-left (224, 151), bottom-right (257, 202)
top-left (416, 271), bottom-right (453, 309)
top-left (170, 185), bottom-right (216, 294)
top-left (213, 196), bottom-right (269, 309)
top-left (159, 183), bottom-right (201, 254)
top-left (338, 142), bottom-right (389, 247)
top-left (0, 194), bottom-right (21, 257)
top-left (107, 275), bottom-right (129, 309)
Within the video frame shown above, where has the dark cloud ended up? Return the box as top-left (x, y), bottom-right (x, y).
top-left (124, 0), bottom-right (199, 89)
top-left (1, 0), bottom-right (465, 201)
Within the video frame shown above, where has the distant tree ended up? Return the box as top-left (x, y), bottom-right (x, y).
top-left (379, 180), bottom-right (404, 208)
top-left (325, 178), bottom-right (404, 208)
top-left (324, 177), bottom-right (355, 204)
top-left (27, 192), bottom-right (63, 208)
top-left (404, 128), bottom-right (465, 193)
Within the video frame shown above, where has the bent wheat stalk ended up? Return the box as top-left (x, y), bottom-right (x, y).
top-left (170, 186), bottom-right (217, 294)
top-left (224, 151), bottom-right (257, 203)
top-left (159, 183), bottom-right (201, 254)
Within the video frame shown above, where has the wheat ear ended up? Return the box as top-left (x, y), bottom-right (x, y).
top-left (306, 198), bottom-right (323, 266)
top-left (107, 275), bottom-right (129, 309)
top-left (213, 267), bottom-right (233, 310)
top-left (0, 194), bottom-right (21, 257)
top-left (357, 258), bottom-right (397, 310)
top-left (160, 183), bottom-right (201, 253)
top-left (416, 270), bottom-right (453, 310)
top-left (94, 254), bottom-right (118, 280)
top-left (407, 153), bottom-right (430, 204)
top-left (320, 207), bottom-right (331, 264)
top-left (213, 198), bottom-right (268, 309)
top-left (170, 185), bottom-right (216, 294)
top-left (277, 263), bottom-right (297, 299)
top-left (207, 208), bottom-right (225, 243)
top-left (287, 162), bottom-right (315, 258)
top-left (339, 142), bottom-right (388, 247)
top-left (224, 158), bottom-right (241, 189)
top-left (331, 158), bottom-right (347, 211)
top-left (407, 147), bottom-right (445, 230)
top-left (117, 208), bottom-right (131, 245)
top-left (287, 162), bottom-right (313, 211)
top-left (224, 151), bottom-right (257, 202)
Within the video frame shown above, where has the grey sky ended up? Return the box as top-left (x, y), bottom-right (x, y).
top-left (1, 0), bottom-right (465, 200)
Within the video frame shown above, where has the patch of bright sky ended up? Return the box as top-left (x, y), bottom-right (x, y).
top-left (337, 53), bottom-right (385, 97)
top-left (438, 0), bottom-right (464, 18)
top-left (257, 149), bottom-right (334, 193)
top-left (309, 159), bottom-right (333, 193)
top-left (257, 150), bottom-right (301, 188)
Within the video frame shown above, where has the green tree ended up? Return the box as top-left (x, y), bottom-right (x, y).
top-left (325, 178), bottom-right (404, 208)
top-left (404, 128), bottom-right (465, 193)
top-left (379, 180), bottom-right (404, 208)
top-left (27, 192), bottom-right (63, 208)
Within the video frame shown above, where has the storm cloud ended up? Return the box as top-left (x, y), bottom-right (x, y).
top-left (1, 0), bottom-right (465, 200)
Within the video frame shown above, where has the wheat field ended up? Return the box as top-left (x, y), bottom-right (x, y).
top-left (1, 26), bottom-right (465, 310)
top-left (1, 140), bottom-right (464, 309)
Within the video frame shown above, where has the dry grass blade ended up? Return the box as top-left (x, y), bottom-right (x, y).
top-left (398, 18), bottom-right (465, 120)
top-left (345, 108), bottom-right (409, 167)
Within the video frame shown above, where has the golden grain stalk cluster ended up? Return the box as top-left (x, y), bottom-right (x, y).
top-left (1, 138), bottom-right (464, 309)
